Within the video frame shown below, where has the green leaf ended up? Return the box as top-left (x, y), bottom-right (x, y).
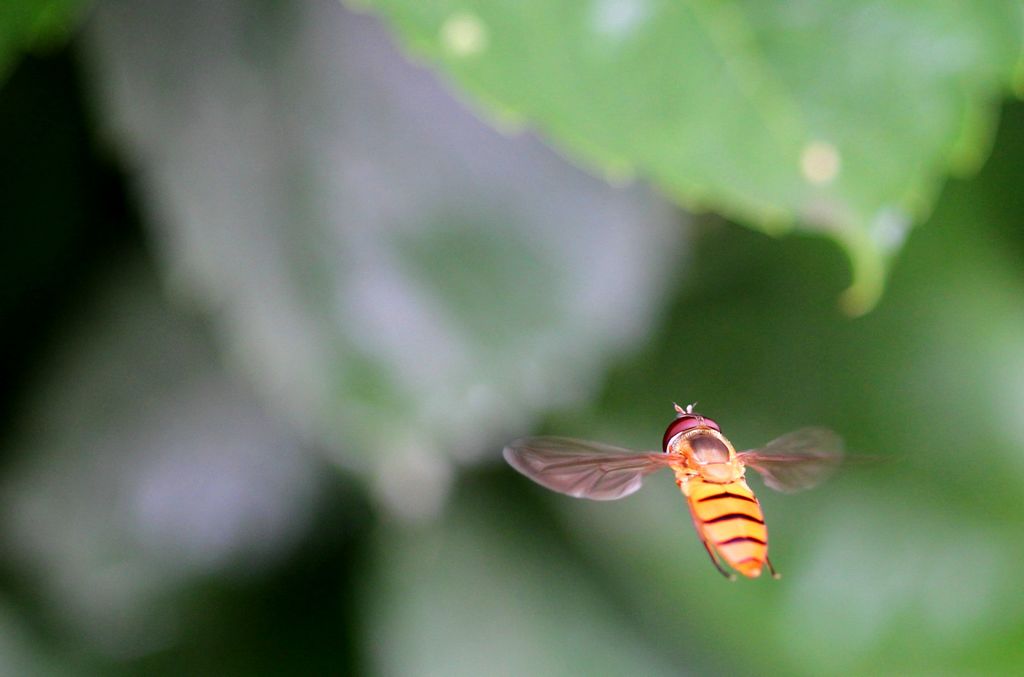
top-left (0, 0), bottom-right (87, 83)
top-left (527, 101), bottom-right (1024, 673)
top-left (358, 0), bottom-right (1024, 313)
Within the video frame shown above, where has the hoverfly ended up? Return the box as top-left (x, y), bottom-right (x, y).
top-left (503, 403), bottom-right (843, 580)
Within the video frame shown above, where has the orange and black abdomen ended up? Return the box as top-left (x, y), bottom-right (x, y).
top-left (685, 477), bottom-right (768, 578)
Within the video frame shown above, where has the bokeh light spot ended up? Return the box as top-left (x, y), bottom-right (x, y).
top-left (440, 12), bottom-right (488, 57)
top-left (800, 140), bottom-right (841, 185)
top-left (591, 0), bottom-right (652, 40)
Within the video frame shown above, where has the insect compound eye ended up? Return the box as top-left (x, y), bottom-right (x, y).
top-left (662, 415), bottom-right (702, 451)
top-left (702, 417), bottom-right (721, 432)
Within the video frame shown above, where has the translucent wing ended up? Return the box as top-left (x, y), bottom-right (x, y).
top-left (503, 437), bottom-right (677, 501)
top-left (737, 427), bottom-right (844, 493)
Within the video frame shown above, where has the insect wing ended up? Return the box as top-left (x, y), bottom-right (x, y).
top-left (737, 427), bottom-right (843, 493)
top-left (503, 437), bottom-right (675, 501)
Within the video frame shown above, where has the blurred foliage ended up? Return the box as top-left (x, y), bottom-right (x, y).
top-left (83, 0), bottom-right (685, 520)
top-left (2, 1), bottom-right (1024, 676)
top-left (550, 185), bottom-right (1024, 674)
top-left (366, 482), bottom-right (680, 677)
top-left (0, 0), bottom-right (88, 82)
top-left (361, 0), bottom-right (1024, 313)
top-left (0, 47), bottom-right (129, 422)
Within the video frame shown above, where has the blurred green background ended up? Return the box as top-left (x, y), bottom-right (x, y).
top-left (3, 1), bottom-right (1024, 675)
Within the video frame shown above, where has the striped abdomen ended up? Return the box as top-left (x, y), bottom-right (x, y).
top-left (684, 477), bottom-right (768, 578)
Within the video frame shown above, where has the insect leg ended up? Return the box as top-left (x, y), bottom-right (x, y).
top-left (765, 556), bottom-right (781, 580)
top-left (702, 540), bottom-right (736, 582)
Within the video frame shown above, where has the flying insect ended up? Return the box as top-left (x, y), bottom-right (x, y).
top-left (503, 404), bottom-right (843, 579)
